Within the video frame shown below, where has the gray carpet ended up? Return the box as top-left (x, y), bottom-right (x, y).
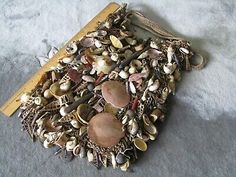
top-left (0, 0), bottom-right (236, 177)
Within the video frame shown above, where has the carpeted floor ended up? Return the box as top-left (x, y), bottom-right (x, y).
top-left (0, 0), bottom-right (235, 177)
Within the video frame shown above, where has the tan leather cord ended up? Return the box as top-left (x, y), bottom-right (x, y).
top-left (129, 10), bottom-right (206, 70)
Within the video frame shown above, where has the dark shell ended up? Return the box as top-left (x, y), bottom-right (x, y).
top-left (68, 68), bottom-right (81, 83)
top-left (115, 153), bottom-right (128, 165)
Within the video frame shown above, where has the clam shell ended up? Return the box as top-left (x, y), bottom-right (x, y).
top-left (102, 80), bottom-right (130, 108)
top-left (133, 138), bottom-right (147, 151)
top-left (88, 113), bottom-right (124, 147)
top-left (110, 35), bottom-right (123, 49)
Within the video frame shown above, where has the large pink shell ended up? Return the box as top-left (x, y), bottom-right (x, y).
top-left (102, 80), bottom-right (130, 108)
top-left (88, 112), bottom-right (125, 147)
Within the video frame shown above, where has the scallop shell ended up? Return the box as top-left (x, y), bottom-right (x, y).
top-left (110, 35), bottom-right (123, 49)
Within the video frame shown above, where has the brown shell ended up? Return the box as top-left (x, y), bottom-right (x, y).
top-left (87, 113), bottom-right (125, 148)
top-left (101, 81), bottom-right (130, 108)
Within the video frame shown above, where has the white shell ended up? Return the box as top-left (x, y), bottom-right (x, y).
top-left (129, 81), bottom-right (136, 94)
top-left (60, 80), bottom-right (71, 92)
top-left (128, 66), bottom-right (136, 74)
top-left (70, 120), bottom-right (80, 129)
top-left (119, 70), bottom-right (129, 79)
top-left (62, 57), bottom-right (74, 64)
top-left (59, 106), bottom-right (68, 116)
top-left (120, 160), bottom-right (130, 171)
top-left (20, 93), bottom-right (31, 103)
top-left (43, 89), bottom-right (53, 99)
top-left (66, 137), bottom-right (77, 151)
top-left (87, 150), bottom-right (94, 162)
top-left (111, 53), bottom-right (119, 61)
top-left (94, 39), bottom-right (102, 48)
top-left (163, 63), bottom-right (177, 74)
top-left (148, 80), bottom-right (160, 92)
top-left (43, 139), bottom-right (52, 148)
top-left (82, 75), bottom-right (95, 82)
top-left (110, 152), bottom-right (117, 169)
top-left (167, 45), bottom-right (175, 63)
top-left (34, 97), bottom-right (46, 105)
top-left (179, 47), bottom-right (189, 54)
top-left (150, 41), bottom-right (158, 49)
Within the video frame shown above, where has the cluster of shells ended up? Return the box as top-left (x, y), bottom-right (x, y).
top-left (18, 5), bottom-right (193, 171)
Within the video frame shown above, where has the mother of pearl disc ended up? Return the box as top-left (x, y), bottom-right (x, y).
top-left (87, 112), bottom-right (125, 148)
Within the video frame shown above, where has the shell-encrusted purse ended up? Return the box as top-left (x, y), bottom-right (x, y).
top-left (18, 3), bottom-right (205, 171)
